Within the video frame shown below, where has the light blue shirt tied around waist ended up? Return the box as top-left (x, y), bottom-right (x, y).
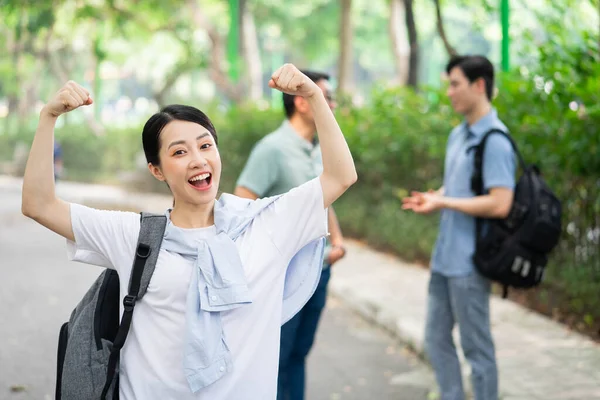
top-left (160, 193), bottom-right (326, 393)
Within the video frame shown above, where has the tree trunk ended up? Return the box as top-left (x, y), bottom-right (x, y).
top-left (13, 15), bottom-right (27, 120)
top-left (21, 65), bottom-right (44, 116)
top-left (190, 0), bottom-right (243, 103)
top-left (338, 0), bottom-right (353, 96)
top-left (206, 28), bottom-right (244, 103)
top-left (389, 0), bottom-right (410, 85)
top-left (433, 0), bottom-right (457, 58)
top-left (5, 25), bottom-right (19, 127)
top-left (152, 52), bottom-right (195, 108)
top-left (92, 24), bottom-right (105, 121)
top-left (15, 54), bottom-right (28, 120)
top-left (240, 0), bottom-right (262, 101)
top-left (404, 0), bottom-right (419, 88)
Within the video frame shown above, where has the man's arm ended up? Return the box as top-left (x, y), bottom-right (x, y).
top-left (326, 205), bottom-right (346, 265)
top-left (405, 133), bottom-right (515, 218)
top-left (438, 188), bottom-right (512, 218)
top-left (234, 186), bottom-right (259, 200)
top-left (403, 187), bottom-right (513, 218)
top-left (328, 206), bottom-right (343, 247)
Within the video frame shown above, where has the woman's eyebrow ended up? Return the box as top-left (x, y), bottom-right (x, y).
top-left (168, 133), bottom-right (210, 149)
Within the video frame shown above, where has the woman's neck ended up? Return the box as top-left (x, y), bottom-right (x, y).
top-left (169, 201), bottom-right (215, 229)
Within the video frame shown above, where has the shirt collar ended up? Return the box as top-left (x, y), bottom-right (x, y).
top-left (280, 120), bottom-right (318, 152)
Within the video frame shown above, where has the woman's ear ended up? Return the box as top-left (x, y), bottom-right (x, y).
top-left (148, 163), bottom-right (165, 181)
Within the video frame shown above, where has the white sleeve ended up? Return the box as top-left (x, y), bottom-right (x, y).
top-left (66, 204), bottom-right (140, 273)
top-left (261, 178), bottom-right (328, 262)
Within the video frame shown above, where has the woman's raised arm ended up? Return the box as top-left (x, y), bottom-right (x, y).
top-left (268, 64), bottom-right (357, 208)
top-left (21, 81), bottom-right (93, 241)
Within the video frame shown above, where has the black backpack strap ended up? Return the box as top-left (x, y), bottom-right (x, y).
top-left (468, 128), bottom-right (526, 240)
top-left (101, 213), bottom-right (167, 399)
top-left (468, 128), bottom-right (526, 196)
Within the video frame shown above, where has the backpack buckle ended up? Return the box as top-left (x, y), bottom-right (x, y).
top-left (136, 243), bottom-right (151, 258)
top-left (123, 295), bottom-right (137, 312)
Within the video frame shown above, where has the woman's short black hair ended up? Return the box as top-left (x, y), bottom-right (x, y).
top-left (142, 104), bottom-right (218, 166)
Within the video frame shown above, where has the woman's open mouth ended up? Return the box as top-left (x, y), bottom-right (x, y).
top-left (188, 172), bottom-right (212, 191)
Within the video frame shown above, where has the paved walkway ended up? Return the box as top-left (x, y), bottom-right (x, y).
top-left (4, 175), bottom-right (599, 399)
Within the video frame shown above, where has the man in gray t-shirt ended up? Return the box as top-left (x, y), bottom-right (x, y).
top-left (235, 70), bottom-right (345, 400)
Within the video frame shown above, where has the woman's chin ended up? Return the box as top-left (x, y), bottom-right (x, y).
top-left (179, 186), bottom-right (218, 205)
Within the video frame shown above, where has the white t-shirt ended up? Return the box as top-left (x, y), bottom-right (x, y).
top-left (67, 178), bottom-right (328, 400)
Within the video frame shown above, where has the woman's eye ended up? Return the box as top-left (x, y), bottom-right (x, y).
top-left (173, 150), bottom-right (185, 156)
top-left (200, 143), bottom-right (212, 150)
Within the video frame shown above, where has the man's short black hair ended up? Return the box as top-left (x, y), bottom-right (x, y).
top-left (446, 55), bottom-right (495, 101)
top-left (282, 70), bottom-right (330, 118)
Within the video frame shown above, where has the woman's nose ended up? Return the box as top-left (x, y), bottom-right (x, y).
top-left (189, 152), bottom-right (207, 169)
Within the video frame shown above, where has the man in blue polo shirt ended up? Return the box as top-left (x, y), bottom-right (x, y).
top-left (235, 70), bottom-right (346, 400)
top-left (403, 55), bottom-right (516, 400)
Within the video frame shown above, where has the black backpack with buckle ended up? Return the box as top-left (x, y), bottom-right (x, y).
top-left (469, 129), bottom-right (562, 297)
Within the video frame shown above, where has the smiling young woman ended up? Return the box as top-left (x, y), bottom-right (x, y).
top-left (21, 64), bottom-right (357, 400)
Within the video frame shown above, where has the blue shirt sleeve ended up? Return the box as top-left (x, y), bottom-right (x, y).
top-left (482, 134), bottom-right (516, 191)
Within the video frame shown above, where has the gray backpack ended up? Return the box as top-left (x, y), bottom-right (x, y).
top-left (56, 212), bottom-right (167, 400)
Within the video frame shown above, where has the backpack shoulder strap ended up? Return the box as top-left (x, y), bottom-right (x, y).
top-left (469, 128), bottom-right (526, 195)
top-left (136, 212), bottom-right (168, 298)
top-left (101, 212), bottom-right (167, 399)
top-left (468, 129), bottom-right (526, 244)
